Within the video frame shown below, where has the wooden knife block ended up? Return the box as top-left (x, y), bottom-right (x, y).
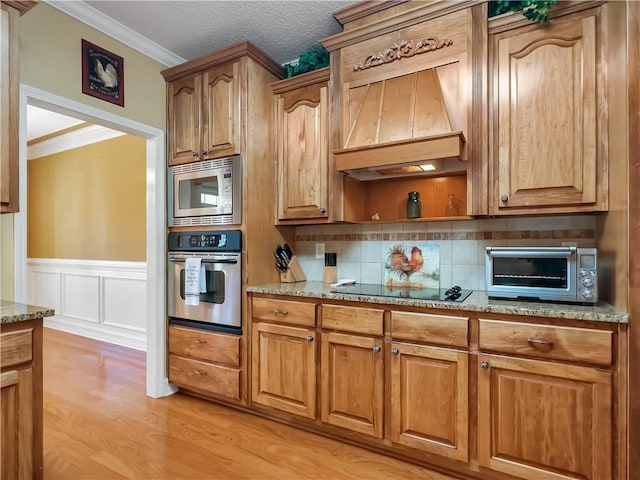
top-left (280, 256), bottom-right (307, 283)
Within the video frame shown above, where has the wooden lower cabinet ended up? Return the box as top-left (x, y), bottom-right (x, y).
top-left (251, 322), bottom-right (316, 418)
top-left (478, 354), bottom-right (612, 480)
top-left (389, 342), bottom-right (468, 463)
top-left (168, 325), bottom-right (241, 400)
top-left (320, 331), bottom-right (384, 438)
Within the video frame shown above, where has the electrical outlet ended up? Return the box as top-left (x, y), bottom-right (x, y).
top-left (315, 243), bottom-right (325, 259)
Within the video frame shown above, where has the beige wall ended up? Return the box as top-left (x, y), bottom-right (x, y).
top-left (19, 3), bottom-right (167, 130)
top-left (27, 134), bottom-right (146, 261)
top-left (1, 215), bottom-right (14, 300)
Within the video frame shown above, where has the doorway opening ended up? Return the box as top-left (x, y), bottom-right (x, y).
top-left (17, 85), bottom-right (175, 398)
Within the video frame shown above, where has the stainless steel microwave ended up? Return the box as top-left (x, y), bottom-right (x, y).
top-left (485, 246), bottom-right (598, 304)
top-left (168, 155), bottom-right (242, 226)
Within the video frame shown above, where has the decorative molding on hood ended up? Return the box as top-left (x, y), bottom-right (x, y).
top-left (353, 37), bottom-right (453, 72)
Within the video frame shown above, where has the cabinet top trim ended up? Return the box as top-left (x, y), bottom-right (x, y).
top-left (1, 1), bottom-right (37, 14)
top-left (161, 40), bottom-right (283, 81)
top-left (271, 67), bottom-right (330, 94)
top-left (322, 0), bottom-right (478, 52)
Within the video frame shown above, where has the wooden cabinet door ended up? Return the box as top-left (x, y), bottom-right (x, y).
top-left (492, 12), bottom-right (602, 213)
top-left (201, 62), bottom-right (240, 160)
top-left (478, 354), bottom-right (612, 480)
top-left (1, 5), bottom-right (19, 213)
top-left (389, 343), bottom-right (468, 462)
top-left (276, 77), bottom-right (329, 221)
top-left (321, 332), bottom-right (384, 437)
top-left (251, 322), bottom-right (316, 418)
top-left (0, 368), bottom-right (33, 480)
top-left (167, 73), bottom-right (201, 166)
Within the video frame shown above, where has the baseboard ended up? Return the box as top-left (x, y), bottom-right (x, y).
top-left (45, 315), bottom-right (146, 351)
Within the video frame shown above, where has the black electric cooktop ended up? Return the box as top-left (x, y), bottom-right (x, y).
top-left (331, 284), bottom-right (472, 302)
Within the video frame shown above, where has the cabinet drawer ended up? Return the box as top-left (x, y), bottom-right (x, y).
top-left (169, 326), bottom-right (240, 366)
top-left (0, 329), bottom-right (33, 368)
top-left (321, 304), bottom-right (384, 336)
top-left (169, 354), bottom-right (240, 400)
top-left (479, 319), bottom-right (612, 366)
top-left (391, 311), bottom-right (468, 347)
top-left (251, 297), bottom-right (316, 327)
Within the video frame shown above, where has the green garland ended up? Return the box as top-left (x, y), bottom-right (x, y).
top-left (488, 0), bottom-right (558, 23)
top-left (283, 45), bottom-right (329, 79)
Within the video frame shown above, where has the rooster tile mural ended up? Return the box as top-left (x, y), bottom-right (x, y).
top-left (384, 243), bottom-right (440, 289)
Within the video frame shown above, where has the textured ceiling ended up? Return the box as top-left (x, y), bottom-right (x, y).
top-left (83, 0), bottom-right (354, 65)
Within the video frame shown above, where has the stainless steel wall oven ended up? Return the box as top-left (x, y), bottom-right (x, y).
top-left (168, 230), bottom-right (242, 334)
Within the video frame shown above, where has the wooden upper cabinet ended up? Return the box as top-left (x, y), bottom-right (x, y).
top-left (490, 8), bottom-right (606, 214)
top-left (272, 69), bottom-right (330, 222)
top-left (478, 354), bottom-right (612, 480)
top-left (166, 62), bottom-right (240, 166)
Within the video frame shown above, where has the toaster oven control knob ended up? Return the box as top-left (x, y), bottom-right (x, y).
top-left (225, 186), bottom-right (230, 192)
top-left (580, 270), bottom-right (588, 277)
top-left (582, 289), bottom-right (594, 299)
top-left (582, 278), bottom-right (594, 288)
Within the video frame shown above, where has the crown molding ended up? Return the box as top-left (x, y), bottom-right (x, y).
top-left (28, 124), bottom-right (126, 160)
top-left (44, 0), bottom-right (185, 67)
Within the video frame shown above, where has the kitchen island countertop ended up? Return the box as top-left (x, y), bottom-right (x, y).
top-left (1, 300), bottom-right (55, 325)
top-left (246, 281), bottom-right (628, 324)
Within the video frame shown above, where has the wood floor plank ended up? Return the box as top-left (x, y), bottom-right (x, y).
top-left (43, 327), bottom-right (458, 479)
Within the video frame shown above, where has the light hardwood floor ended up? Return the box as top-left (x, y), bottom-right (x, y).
top-left (43, 328), bottom-right (457, 480)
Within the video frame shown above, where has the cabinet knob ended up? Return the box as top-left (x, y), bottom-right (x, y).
top-left (192, 152), bottom-right (199, 157)
top-left (319, 208), bottom-right (327, 215)
top-left (372, 345), bottom-right (381, 353)
top-left (480, 361), bottom-right (489, 370)
top-left (195, 369), bottom-right (207, 375)
top-left (202, 151), bottom-right (208, 156)
top-left (500, 195), bottom-right (509, 202)
top-left (194, 339), bottom-right (207, 344)
top-left (391, 348), bottom-right (399, 356)
top-left (306, 335), bottom-right (314, 342)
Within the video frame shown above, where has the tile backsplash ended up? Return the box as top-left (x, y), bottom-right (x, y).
top-left (294, 215), bottom-right (597, 290)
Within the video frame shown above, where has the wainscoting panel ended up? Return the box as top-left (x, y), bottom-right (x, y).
top-left (28, 258), bottom-right (147, 351)
top-left (63, 274), bottom-right (100, 323)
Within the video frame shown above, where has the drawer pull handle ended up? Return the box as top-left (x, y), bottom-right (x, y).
top-left (194, 339), bottom-right (207, 344)
top-left (194, 369), bottom-right (207, 375)
top-left (527, 337), bottom-right (554, 346)
top-left (274, 309), bottom-right (289, 315)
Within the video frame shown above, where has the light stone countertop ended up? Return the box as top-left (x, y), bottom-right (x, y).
top-left (1, 300), bottom-right (55, 325)
top-left (246, 281), bottom-right (628, 324)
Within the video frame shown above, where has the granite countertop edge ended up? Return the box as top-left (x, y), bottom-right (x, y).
top-left (246, 282), bottom-right (628, 324)
top-left (1, 301), bottom-right (55, 325)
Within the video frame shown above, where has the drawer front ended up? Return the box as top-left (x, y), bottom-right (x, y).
top-left (0, 329), bottom-right (33, 368)
top-left (321, 304), bottom-right (384, 336)
top-left (169, 325), bottom-right (240, 366)
top-left (391, 311), bottom-right (469, 347)
top-left (251, 297), bottom-right (316, 327)
top-left (169, 354), bottom-right (240, 400)
top-left (479, 319), bottom-right (613, 366)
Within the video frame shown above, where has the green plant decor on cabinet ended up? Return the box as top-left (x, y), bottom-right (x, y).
top-left (488, 0), bottom-right (558, 23)
top-left (283, 45), bottom-right (329, 78)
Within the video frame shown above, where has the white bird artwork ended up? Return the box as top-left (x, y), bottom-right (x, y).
top-left (94, 59), bottom-right (119, 88)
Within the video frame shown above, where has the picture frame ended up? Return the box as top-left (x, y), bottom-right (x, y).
top-left (81, 39), bottom-right (124, 107)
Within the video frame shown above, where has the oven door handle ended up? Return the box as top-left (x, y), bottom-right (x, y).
top-left (169, 257), bottom-right (238, 264)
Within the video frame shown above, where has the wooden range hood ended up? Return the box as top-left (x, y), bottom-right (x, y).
top-left (335, 66), bottom-right (467, 181)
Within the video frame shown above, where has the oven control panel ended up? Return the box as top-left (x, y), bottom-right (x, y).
top-left (168, 230), bottom-right (241, 252)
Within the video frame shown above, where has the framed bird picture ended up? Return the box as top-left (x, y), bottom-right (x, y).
top-left (81, 39), bottom-right (124, 107)
top-left (384, 243), bottom-right (440, 289)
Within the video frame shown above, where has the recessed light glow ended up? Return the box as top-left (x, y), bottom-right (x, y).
top-left (419, 163), bottom-right (437, 171)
